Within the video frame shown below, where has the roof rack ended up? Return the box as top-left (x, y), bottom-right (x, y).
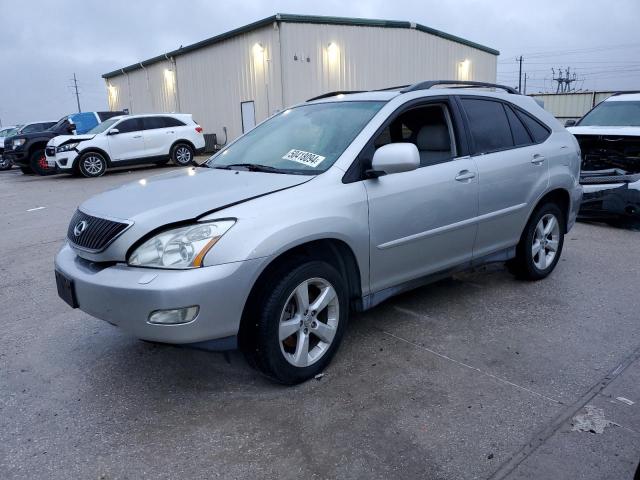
top-left (307, 90), bottom-right (366, 101)
top-left (401, 80), bottom-right (519, 95)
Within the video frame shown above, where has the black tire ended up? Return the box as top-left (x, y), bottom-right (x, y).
top-left (30, 149), bottom-right (57, 176)
top-left (508, 202), bottom-right (565, 280)
top-left (171, 143), bottom-right (195, 166)
top-left (0, 155), bottom-right (11, 171)
top-left (20, 166), bottom-right (33, 174)
top-left (78, 152), bottom-right (107, 178)
top-left (241, 260), bottom-right (349, 384)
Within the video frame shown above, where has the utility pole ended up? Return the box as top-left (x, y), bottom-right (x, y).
top-left (72, 73), bottom-right (81, 112)
top-left (517, 56), bottom-right (524, 93)
top-left (523, 73), bottom-right (528, 95)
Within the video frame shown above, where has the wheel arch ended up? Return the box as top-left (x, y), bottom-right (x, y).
top-left (75, 147), bottom-right (112, 168)
top-left (170, 139), bottom-right (196, 154)
top-left (530, 188), bottom-right (571, 232)
top-left (238, 238), bottom-right (363, 349)
top-left (27, 140), bottom-right (48, 157)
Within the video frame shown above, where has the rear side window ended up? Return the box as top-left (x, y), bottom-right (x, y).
top-left (516, 110), bottom-right (550, 143)
top-left (504, 105), bottom-right (533, 146)
top-left (142, 117), bottom-right (165, 130)
top-left (461, 98), bottom-right (513, 153)
top-left (163, 117), bottom-right (186, 127)
top-left (116, 118), bottom-right (142, 133)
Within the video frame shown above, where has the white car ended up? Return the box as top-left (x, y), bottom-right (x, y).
top-left (46, 113), bottom-right (205, 177)
top-left (567, 92), bottom-right (640, 220)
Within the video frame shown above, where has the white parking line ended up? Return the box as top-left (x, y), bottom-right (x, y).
top-left (26, 206), bottom-right (46, 212)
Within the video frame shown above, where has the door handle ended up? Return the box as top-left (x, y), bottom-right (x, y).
top-left (455, 170), bottom-right (476, 182)
top-left (531, 153), bottom-right (545, 165)
top-left (132, 135), bottom-right (142, 139)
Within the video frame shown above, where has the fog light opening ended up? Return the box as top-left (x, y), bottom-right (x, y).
top-left (148, 306), bottom-right (199, 325)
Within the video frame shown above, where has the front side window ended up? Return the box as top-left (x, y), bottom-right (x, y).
top-left (373, 104), bottom-right (456, 167)
top-left (207, 101), bottom-right (384, 174)
top-left (115, 118), bottom-right (142, 133)
top-left (578, 100), bottom-right (640, 127)
top-left (461, 98), bottom-right (513, 154)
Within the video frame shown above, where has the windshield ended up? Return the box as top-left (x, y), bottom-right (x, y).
top-left (49, 116), bottom-right (70, 132)
top-left (207, 101), bottom-right (385, 174)
top-left (578, 100), bottom-right (640, 127)
top-left (0, 128), bottom-right (15, 137)
top-left (88, 117), bottom-right (121, 134)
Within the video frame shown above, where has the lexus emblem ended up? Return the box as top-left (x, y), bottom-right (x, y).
top-left (73, 220), bottom-right (88, 237)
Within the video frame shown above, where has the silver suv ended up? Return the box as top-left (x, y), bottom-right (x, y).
top-left (55, 81), bottom-right (583, 384)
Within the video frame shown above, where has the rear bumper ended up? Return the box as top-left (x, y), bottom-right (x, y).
top-left (54, 243), bottom-right (268, 344)
top-left (579, 180), bottom-right (640, 219)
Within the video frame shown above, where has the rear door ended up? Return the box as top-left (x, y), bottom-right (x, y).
top-left (458, 97), bottom-right (551, 258)
top-left (107, 118), bottom-right (145, 162)
top-left (142, 116), bottom-right (185, 156)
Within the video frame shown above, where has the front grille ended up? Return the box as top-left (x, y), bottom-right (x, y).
top-left (67, 210), bottom-right (130, 252)
top-left (45, 147), bottom-right (55, 157)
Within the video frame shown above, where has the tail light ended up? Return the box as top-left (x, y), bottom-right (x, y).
top-left (195, 126), bottom-right (203, 133)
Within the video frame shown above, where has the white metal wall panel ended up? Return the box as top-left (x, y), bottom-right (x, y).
top-left (279, 23), bottom-right (497, 107)
top-left (529, 91), bottom-right (616, 119)
top-left (174, 24), bottom-right (282, 141)
top-left (105, 59), bottom-right (177, 114)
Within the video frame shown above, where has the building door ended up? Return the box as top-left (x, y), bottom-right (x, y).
top-left (241, 101), bottom-right (256, 133)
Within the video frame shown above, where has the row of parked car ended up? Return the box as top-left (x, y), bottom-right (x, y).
top-left (0, 112), bottom-right (206, 177)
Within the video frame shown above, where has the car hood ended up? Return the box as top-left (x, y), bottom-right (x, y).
top-left (79, 167), bottom-right (312, 227)
top-left (48, 134), bottom-right (94, 147)
top-left (568, 125), bottom-right (640, 137)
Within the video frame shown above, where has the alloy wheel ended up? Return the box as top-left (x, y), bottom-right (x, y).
top-left (532, 213), bottom-right (560, 270)
top-left (83, 155), bottom-right (104, 176)
top-left (176, 146), bottom-right (192, 165)
top-left (278, 277), bottom-right (339, 367)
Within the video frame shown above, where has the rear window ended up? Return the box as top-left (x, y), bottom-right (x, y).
top-left (504, 105), bottom-right (533, 146)
top-left (461, 98), bottom-right (513, 153)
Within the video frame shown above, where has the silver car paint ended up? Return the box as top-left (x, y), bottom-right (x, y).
top-left (55, 88), bottom-right (583, 345)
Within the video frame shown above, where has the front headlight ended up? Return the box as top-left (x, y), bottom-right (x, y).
top-left (56, 142), bottom-right (79, 153)
top-left (128, 220), bottom-right (235, 269)
top-left (12, 138), bottom-right (26, 147)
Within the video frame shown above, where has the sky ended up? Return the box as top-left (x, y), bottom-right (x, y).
top-left (1, 0), bottom-right (639, 125)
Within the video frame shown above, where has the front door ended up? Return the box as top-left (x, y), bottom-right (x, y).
top-left (107, 118), bottom-right (145, 162)
top-left (364, 102), bottom-right (479, 293)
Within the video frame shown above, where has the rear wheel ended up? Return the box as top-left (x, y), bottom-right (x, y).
top-left (0, 155), bottom-right (11, 171)
top-left (30, 149), bottom-right (56, 176)
top-left (171, 143), bottom-right (194, 166)
top-left (78, 152), bottom-right (107, 178)
top-left (241, 260), bottom-right (348, 384)
top-left (508, 203), bottom-right (565, 280)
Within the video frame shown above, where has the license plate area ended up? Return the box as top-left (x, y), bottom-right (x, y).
top-left (55, 270), bottom-right (78, 308)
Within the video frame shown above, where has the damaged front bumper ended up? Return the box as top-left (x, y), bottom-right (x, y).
top-left (579, 179), bottom-right (640, 220)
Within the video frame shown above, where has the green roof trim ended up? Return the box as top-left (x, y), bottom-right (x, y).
top-left (102, 13), bottom-right (499, 79)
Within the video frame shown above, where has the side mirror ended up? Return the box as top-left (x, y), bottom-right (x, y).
top-left (67, 124), bottom-right (76, 133)
top-left (367, 143), bottom-right (420, 178)
top-left (564, 119), bottom-right (577, 127)
top-left (108, 128), bottom-right (120, 135)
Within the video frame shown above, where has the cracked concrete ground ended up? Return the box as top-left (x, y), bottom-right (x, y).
top-left (1, 164), bottom-right (639, 479)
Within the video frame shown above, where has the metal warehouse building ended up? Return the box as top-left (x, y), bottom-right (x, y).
top-left (103, 13), bottom-right (499, 146)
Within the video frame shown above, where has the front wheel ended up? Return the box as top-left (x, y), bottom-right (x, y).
top-left (171, 143), bottom-right (194, 166)
top-left (78, 152), bottom-right (107, 178)
top-left (242, 260), bottom-right (349, 384)
top-left (508, 203), bottom-right (565, 280)
top-left (0, 155), bottom-right (11, 171)
top-left (30, 149), bottom-right (57, 176)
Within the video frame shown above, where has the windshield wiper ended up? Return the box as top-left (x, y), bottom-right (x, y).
top-left (213, 163), bottom-right (285, 173)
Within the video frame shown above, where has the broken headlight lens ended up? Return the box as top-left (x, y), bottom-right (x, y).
top-left (128, 220), bottom-right (235, 269)
top-left (56, 142), bottom-right (79, 153)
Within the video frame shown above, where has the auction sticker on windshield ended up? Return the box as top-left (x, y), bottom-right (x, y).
top-left (282, 149), bottom-right (326, 168)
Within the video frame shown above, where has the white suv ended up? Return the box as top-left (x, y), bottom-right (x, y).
top-left (46, 113), bottom-right (206, 177)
